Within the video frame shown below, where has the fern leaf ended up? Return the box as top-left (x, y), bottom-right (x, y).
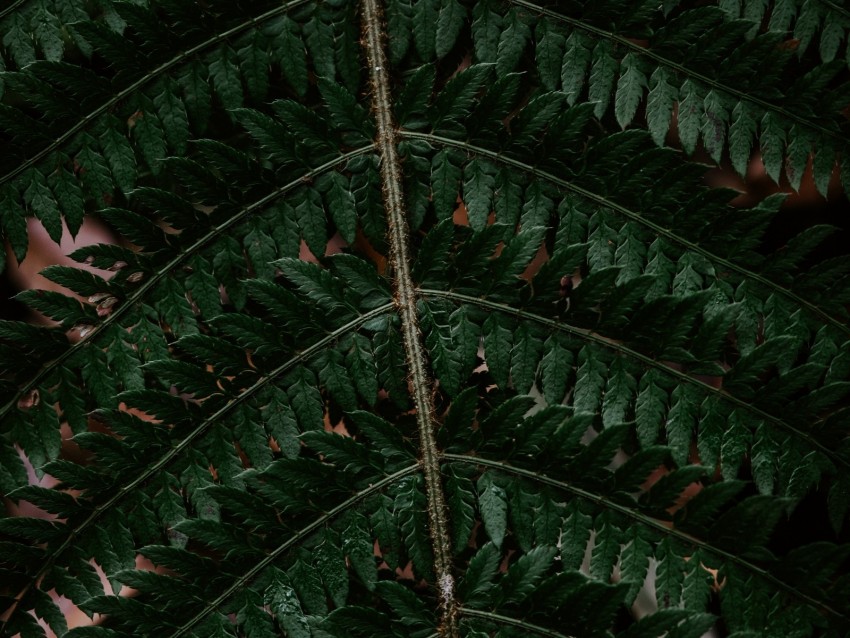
top-left (1, 2), bottom-right (849, 637)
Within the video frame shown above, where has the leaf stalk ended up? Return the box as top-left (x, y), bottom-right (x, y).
top-left (361, 0), bottom-right (459, 634)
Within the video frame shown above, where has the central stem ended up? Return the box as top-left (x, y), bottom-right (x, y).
top-left (360, 0), bottom-right (458, 635)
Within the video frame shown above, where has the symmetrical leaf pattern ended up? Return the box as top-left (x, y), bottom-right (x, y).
top-left (0, 1), bottom-right (848, 637)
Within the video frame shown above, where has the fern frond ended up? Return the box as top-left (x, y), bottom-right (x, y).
top-left (510, 0), bottom-right (849, 193)
top-left (2, 1), bottom-right (849, 637)
top-left (443, 453), bottom-right (849, 625)
top-left (404, 131), bottom-right (850, 332)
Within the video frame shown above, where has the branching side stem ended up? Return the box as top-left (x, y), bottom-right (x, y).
top-left (444, 453), bottom-right (848, 623)
top-left (420, 288), bottom-right (850, 473)
top-left (511, 0), bottom-right (848, 144)
top-left (0, 0), bottom-right (313, 189)
top-left (402, 130), bottom-right (850, 338)
top-left (171, 463), bottom-right (422, 637)
top-left (461, 608), bottom-right (578, 638)
top-left (0, 145), bottom-right (374, 425)
top-left (361, 0), bottom-right (458, 635)
top-left (0, 304), bottom-right (394, 633)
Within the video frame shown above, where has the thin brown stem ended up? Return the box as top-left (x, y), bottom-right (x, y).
top-left (360, 0), bottom-right (458, 635)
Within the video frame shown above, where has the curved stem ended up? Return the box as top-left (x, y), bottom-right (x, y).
top-left (401, 131), bottom-right (850, 338)
top-left (460, 608), bottom-right (577, 638)
top-left (170, 463), bottom-right (421, 637)
top-left (0, 145), bottom-right (375, 426)
top-left (0, 0), bottom-right (311, 189)
top-left (817, 0), bottom-right (850, 21)
top-left (511, 0), bottom-right (847, 143)
top-left (421, 288), bottom-right (850, 473)
top-left (0, 0), bottom-right (27, 21)
top-left (361, 0), bottom-right (458, 635)
top-left (0, 303), bottom-right (393, 632)
top-left (443, 453), bottom-right (848, 624)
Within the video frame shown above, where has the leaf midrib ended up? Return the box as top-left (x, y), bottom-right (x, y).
top-left (0, 302), bottom-right (395, 633)
top-left (511, 0), bottom-right (848, 144)
top-left (0, 145), bottom-right (375, 426)
top-left (460, 608), bottom-right (577, 638)
top-left (0, 0), bottom-right (311, 190)
top-left (362, 0), bottom-right (459, 633)
top-left (421, 288), bottom-right (850, 473)
top-left (0, 0), bottom-right (27, 21)
top-left (402, 131), bottom-right (850, 338)
top-left (443, 453), bottom-right (848, 624)
top-left (170, 463), bottom-right (421, 637)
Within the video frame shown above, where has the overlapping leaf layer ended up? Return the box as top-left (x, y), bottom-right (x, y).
top-left (0, 0), bottom-right (848, 637)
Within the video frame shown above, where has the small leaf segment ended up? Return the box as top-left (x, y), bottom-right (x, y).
top-left (361, 0), bottom-right (459, 636)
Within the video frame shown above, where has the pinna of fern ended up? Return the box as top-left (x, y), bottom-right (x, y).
top-left (0, 0), bottom-right (849, 638)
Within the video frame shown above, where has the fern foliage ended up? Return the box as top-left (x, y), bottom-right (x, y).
top-left (0, 0), bottom-right (849, 637)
